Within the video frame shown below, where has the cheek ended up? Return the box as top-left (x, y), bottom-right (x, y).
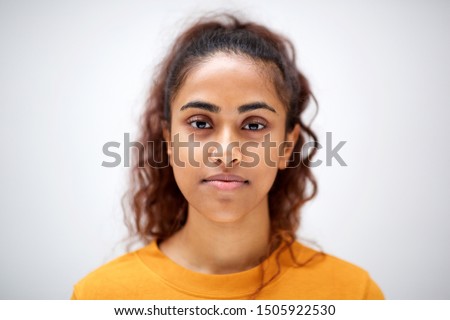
top-left (168, 134), bottom-right (201, 197)
top-left (171, 164), bottom-right (198, 205)
top-left (247, 133), bottom-right (287, 168)
top-left (243, 144), bottom-right (279, 188)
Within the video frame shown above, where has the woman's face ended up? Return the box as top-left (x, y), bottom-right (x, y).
top-left (164, 53), bottom-right (299, 223)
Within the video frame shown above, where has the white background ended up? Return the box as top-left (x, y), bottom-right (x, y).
top-left (1, 0), bottom-right (449, 299)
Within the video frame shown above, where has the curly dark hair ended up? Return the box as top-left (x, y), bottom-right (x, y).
top-left (123, 13), bottom-right (321, 299)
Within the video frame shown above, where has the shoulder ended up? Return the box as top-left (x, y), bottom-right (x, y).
top-left (71, 247), bottom-right (152, 300)
top-left (282, 242), bottom-right (384, 299)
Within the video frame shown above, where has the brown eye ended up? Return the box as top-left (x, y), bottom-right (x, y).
top-left (188, 119), bottom-right (212, 129)
top-left (243, 122), bottom-right (266, 131)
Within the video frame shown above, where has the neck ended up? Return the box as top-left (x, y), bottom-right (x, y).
top-left (159, 199), bottom-right (271, 274)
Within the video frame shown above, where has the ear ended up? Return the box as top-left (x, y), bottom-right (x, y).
top-left (278, 124), bottom-right (300, 170)
top-left (162, 122), bottom-right (173, 166)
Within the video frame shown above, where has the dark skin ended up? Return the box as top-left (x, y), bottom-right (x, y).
top-left (161, 53), bottom-right (300, 274)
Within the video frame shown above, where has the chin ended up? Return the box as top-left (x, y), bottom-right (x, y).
top-left (199, 208), bottom-right (249, 224)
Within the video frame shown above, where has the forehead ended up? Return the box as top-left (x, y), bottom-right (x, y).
top-left (171, 53), bottom-right (285, 114)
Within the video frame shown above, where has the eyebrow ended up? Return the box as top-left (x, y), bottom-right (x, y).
top-left (180, 101), bottom-right (277, 114)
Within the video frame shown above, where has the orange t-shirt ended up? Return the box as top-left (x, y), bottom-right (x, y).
top-left (71, 241), bottom-right (384, 299)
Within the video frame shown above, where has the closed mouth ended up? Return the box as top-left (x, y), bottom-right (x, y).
top-left (202, 173), bottom-right (248, 183)
top-left (201, 174), bottom-right (250, 191)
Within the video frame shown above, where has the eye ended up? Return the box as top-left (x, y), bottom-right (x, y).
top-left (243, 121), bottom-right (266, 131)
top-left (187, 117), bottom-right (212, 129)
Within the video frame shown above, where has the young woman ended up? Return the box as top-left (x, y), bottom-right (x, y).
top-left (72, 14), bottom-right (384, 300)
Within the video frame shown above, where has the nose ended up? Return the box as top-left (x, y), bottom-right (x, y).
top-left (208, 129), bottom-right (243, 168)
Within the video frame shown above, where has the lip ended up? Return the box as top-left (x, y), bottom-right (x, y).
top-left (202, 174), bottom-right (249, 191)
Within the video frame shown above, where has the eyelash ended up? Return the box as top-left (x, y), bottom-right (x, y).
top-left (188, 117), bottom-right (212, 129)
top-left (243, 121), bottom-right (266, 131)
top-left (187, 117), bottom-right (267, 131)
